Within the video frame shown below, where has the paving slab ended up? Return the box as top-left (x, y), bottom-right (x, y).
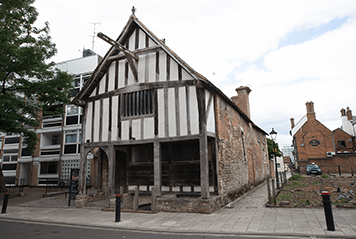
top-left (1, 182), bottom-right (356, 238)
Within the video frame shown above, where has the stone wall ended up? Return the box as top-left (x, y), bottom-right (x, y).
top-left (156, 195), bottom-right (224, 214)
top-left (214, 95), bottom-right (268, 205)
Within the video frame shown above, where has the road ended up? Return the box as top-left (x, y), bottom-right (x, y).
top-left (0, 219), bottom-right (306, 239)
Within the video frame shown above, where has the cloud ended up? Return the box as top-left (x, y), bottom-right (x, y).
top-left (33, 0), bottom-right (356, 145)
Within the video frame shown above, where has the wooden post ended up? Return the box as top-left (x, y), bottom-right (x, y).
top-left (151, 186), bottom-right (156, 212)
top-left (272, 178), bottom-right (276, 205)
top-left (266, 177), bottom-right (271, 204)
top-left (133, 186), bottom-right (139, 210)
top-left (153, 142), bottom-right (161, 197)
top-left (283, 171), bottom-right (287, 183)
top-left (107, 146), bottom-right (115, 197)
top-left (351, 166), bottom-right (354, 177)
top-left (197, 87), bottom-right (209, 199)
top-left (319, 178), bottom-right (324, 192)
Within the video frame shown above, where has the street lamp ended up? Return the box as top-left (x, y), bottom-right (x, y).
top-left (270, 128), bottom-right (280, 189)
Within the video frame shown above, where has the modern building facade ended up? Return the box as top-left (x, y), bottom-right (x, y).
top-left (72, 14), bottom-right (270, 213)
top-left (0, 52), bottom-right (101, 186)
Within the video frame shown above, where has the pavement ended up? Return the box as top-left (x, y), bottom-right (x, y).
top-left (1, 182), bottom-right (356, 238)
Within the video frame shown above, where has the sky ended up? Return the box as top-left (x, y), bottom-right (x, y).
top-left (33, 0), bottom-right (356, 146)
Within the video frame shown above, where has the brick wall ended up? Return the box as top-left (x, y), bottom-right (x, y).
top-left (297, 154), bottom-right (356, 174)
top-left (214, 95), bottom-right (268, 203)
top-left (294, 119), bottom-right (334, 160)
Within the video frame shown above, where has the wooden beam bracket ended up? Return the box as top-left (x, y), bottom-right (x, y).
top-left (98, 32), bottom-right (139, 82)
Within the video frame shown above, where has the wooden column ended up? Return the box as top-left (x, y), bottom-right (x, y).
top-left (153, 141), bottom-right (161, 196)
top-left (197, 87), bottom-right (209, 199)
top-left (107, 145), bottom-right (115, 197)
top-left (78, 105), bottom-right (87, 195)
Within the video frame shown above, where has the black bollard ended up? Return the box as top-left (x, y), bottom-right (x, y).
top-left (2, 192), bottom-right (10, 214)
top-left (321, 191), bottom-right (335, 231)
top-left (115, 194), bottom-right (122, 222)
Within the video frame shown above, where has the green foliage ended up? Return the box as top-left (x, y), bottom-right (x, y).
top-left (276, 192), bottom-right (293, 203)
top-left (289, 174), bottom-right (304, 181)
top-left (0, 0), bottom-right (73, 154)
top-left (266, 138), bottom-right (282, 159)
top-left (321, 174), bottom-right (329, 179)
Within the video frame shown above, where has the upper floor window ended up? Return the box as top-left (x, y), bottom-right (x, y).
top-left (123, 90), bottom-right (154, 118)
top-left (64, 130), bottom-right (81, 155)
top-left (338, 141), bottom-right (346, 147)
top-left (65, 105), bottom-right (82, 125)
top-left (71, 73), bottom-right (91, 97)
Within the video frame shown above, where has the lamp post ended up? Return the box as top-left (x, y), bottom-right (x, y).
top-left (270, 128), bottom-right (279, 189)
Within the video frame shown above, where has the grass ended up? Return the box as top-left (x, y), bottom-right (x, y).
top-left (333, 199), bottom-right (349, 205)
top-left (276, 192), bottom-right (293, 203)
top-left (289, 174), bottom-right (304, 181)
top-left (321, 174), bottom-right (329, 179)
top-left (312, 180), bottom-right (319, 185)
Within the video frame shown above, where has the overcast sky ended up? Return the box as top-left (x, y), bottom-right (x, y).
top-left (33, 0), bottom-right (356, 146)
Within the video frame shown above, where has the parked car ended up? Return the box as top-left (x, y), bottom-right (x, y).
top-left (306, 164), bottom-right (322, 175)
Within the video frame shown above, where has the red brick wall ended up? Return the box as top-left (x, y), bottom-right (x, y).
top-left (333, 128), bottom-right (354, 152)
top-left (297, 154), bottom-right (356, 174)
top-left (214, 94), bottom-right (269, 202)
top-left (294, 119), bottom-right (334, 160)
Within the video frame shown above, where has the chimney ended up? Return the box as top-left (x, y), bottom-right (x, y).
top-left (306, 101), bottom-right (316, 120)
top-left (346, 107), bottom-right (352, 120)
top-left (290, 118), bottom-right (295, 129)
top-left (231, 86), bottom-right (252, 119)
top-left (340, 108), bottom-right (346, 117)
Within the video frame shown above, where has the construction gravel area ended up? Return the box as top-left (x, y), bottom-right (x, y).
top-left (277, 175), bottom-right (356, 208)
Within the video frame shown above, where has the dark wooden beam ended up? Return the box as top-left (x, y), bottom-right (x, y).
top-left (98, 32), bottom-right (139, 82)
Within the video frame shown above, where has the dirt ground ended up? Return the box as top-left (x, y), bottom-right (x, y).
top-left (276, 175), bottom-right (356, 208)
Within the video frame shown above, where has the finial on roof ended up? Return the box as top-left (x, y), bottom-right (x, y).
top-left (132, 6), bottom-right (136, 15)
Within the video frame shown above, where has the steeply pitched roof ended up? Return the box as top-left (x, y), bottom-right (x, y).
top-left (71, 14), bottom-right (267, 135)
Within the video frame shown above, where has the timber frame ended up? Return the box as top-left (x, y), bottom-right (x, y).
top-left (72, 14), bottom-right (268, 213)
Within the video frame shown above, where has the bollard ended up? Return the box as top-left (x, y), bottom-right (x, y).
top-left (321, 191), bottom-right (335, 231)
top-left (115, 194), bottom-right (122, 222)
top-left (1, 192), bottom-right (10, 214)
top-left (338, 165), bottom-right (341, 176)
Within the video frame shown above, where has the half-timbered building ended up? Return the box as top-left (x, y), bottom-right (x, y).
top-left (72, 13), bottom-right (269, 213)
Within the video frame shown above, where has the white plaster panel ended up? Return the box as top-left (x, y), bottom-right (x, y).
top-left (93, 101), bottom-right (100, 142)
top-left (189, 86), bottom-right (199, 135)
top-left (157, 89), bottom-right (165, 137)
top-left (85, 102), bottom-right (92, 142)
top-left (90, 89), bottom-right (96, 97)
top-left (127, 65), bottom-right (135, 86)
top-left (128, 30), bottom-right (135, 51)
top-left (111, 96), bottom-right (118, 141)
top-left (207, 101), bottom-right (215, 133)
top-left (181, 69), bottom-right (192, 80)
top-left (138, 29), bottom-right (146, 49)
top-left (159, 51), bottom-right (166, 82)
top-left (132, 119), bottom-right (141, 140)
top-left (108, 62), bottom-right (115, 92)
top-left (148, 53), bottom-right (156, 83)
top-left (99, 74), bottom-right (106, 94)
top-left (144, 117), bottom-right (154, 139)
top-left (121, 120), bottom-right (129, 141)
top-left (137, 55), bottom-right (145, 84)
top-left (118, 60), bottom-right (125, 88)
top-left (170, 59), bottom-right (178, 81)
top-left (168, 87), bottom-right (176, 137)
top-left (148, 37), bottom-right (155, 47)
top-left (102, 98), bottom-right (109, 141)
top-left (179, 87), bottom-right (188, 136)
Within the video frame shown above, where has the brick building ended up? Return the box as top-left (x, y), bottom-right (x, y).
top-left (290, 102), bottom-right (356, 174)
top-left (71, 14), bottom-right (270, 213)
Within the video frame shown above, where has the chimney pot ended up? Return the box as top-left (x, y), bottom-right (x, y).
top-left (305, 101), bottom-right (316, 120)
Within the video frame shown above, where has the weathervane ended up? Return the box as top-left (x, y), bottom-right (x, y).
top-left (132, 6), bottom-right (136, 15)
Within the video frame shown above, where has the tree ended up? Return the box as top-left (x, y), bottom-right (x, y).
top-left (267, 138), bottom-right (282, 160)
top-left (0, 0), bottom-right (72, 191)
